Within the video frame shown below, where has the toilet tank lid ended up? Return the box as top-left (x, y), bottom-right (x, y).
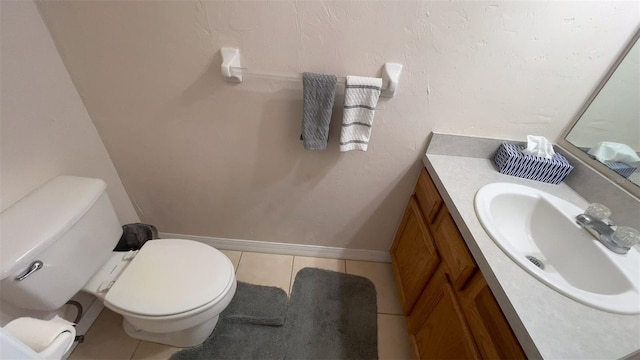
top-left (0, 176), bottom-right (107, 280)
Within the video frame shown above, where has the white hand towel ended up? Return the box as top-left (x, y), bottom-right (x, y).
top-left (340, 76), bottom-right (383, 152)
top-left (4, 316), bottom-right (75, 353)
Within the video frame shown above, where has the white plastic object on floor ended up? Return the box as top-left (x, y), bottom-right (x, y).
top-left (0, 328), bottom-right (39, 359)
top-left (3, 316), bottom-right (75, 353)
top-left (0, 327), bottom-right (75, 360)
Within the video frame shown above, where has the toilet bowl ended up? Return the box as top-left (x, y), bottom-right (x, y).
top-left (84, 239), bottom-right (237, 347)
top-left (0, 176), bottom-right (237, 348)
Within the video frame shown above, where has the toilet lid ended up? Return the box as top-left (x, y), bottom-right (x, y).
top-left (104, 239), bottom-right (234, 317)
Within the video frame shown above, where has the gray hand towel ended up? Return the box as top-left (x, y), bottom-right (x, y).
top-left (301, 72), bottom-right (337, 150)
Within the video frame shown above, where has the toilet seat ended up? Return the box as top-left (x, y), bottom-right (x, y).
top-left (104, 239), bottom-right (235, 318)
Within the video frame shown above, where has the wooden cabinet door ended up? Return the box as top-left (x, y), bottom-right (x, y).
top-left (433, 208), bottom-right (477, 290)
top-left (412, 269), bottom-right (480, 360)
top-left (415, 168), bottom-right (443, 224)
top-left (460, 273), bottom-right (526, 360)
top-left (391, 196), bottom-right (440, 314)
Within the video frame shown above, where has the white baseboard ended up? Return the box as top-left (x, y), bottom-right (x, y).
top-left (159, 232), bottom-right (391, 263)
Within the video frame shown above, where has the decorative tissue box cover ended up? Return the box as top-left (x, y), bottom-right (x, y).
top-left (605, 161), bottom-right (637, 178)
top-left (494, 143), bottom-right (573, 184)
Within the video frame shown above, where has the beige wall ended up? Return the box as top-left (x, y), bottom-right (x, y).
top-left (0, 0), bottom-right (138, 224)
top-left (36, 1), bottom-right (639, 251)
top-left (0, 0), bottom-right (139, 326)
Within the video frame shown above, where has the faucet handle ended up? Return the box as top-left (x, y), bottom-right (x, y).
top-left (612, 227), bottom-right (640, 248)
top-left (584, 203), bottom-right (612, 221)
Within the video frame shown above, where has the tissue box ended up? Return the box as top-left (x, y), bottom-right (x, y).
top-left (494, 143), bottom-right (573, 184)
top-left (605, 162), bottom-right (637, 178)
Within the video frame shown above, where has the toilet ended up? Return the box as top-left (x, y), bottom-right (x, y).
top-left (0, 176), bottom-right (237, 347)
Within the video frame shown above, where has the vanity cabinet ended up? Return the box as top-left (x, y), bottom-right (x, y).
top-left (390, 168), bottom-right (525, 359)
top-left (409, 266), bottom-right (480, 359)
top-left (432, 209), bottom-right (477, 290)
top-left (390, 197), bottom-right (440, 313)
top-left (460, 272), bottom-right (526, 359)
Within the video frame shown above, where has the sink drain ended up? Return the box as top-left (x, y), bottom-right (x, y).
top-left (526, 256), bottom-right (545, 270)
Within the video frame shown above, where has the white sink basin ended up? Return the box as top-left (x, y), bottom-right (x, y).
top-left (474, 182), bottom-right (640, 314)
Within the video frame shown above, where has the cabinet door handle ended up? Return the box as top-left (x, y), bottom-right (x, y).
top-left (15, 260), bottom-right (43, 281)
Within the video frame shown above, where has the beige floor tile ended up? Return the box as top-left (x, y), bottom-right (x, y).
top-left (69, 308), bottom-right (139, 360)
top-left (219, 249), bottom-right (242, 272)
top-left (131, 341), bottom-right (181, 360)
top-left (235, 252), bottom-right (294, 293)
top-left (378, 314), bottom-right (413, 360)
top-left (290, 256), bottom-right (346, 292)
top-left (346, 260), bottom-right (403, 314)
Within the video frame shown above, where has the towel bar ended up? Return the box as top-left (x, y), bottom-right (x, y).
top-left (220, 47), bottom-right (402, 98)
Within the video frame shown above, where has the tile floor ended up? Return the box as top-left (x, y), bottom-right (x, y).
top-left (69, 250), bottom-right (413, 360)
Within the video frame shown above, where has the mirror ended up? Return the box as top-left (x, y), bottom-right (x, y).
top-left (560, 28), bottom-right (640, 197)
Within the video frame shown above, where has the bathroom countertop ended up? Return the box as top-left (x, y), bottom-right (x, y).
top-left (422, 153), bottom-right (640, 359)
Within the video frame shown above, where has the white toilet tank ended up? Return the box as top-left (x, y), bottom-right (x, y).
top-left (0, 176), bottom-right (123, 311)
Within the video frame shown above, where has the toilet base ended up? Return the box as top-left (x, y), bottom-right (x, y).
top-left (122, 315), bottom-right (219, 348)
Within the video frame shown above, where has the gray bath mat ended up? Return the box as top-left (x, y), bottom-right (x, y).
top-left (170, 282), bottom-right (288, 360)
top-left (171, 268), bottom-right (378, 360)
top-left (285, 268), bottom-right (378, 359)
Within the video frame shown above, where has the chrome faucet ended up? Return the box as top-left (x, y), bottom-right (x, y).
top-left (576, 203), bottom-right (639, 255)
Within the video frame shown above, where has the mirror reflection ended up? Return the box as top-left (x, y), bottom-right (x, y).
top-left (565, 33), bottom-right (640, 187)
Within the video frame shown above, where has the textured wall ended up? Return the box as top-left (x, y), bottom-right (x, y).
top-left (0, 0), bottom-right (139, 223)
top-left (0, 0), bottom-right (139, 325)
top-left (37, 1), bottom-right (639, 251)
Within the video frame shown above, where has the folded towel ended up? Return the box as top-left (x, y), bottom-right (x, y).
top-left (340, 76), bottom-right (383, 152)
top-left (301, 72), bottom-right (337, 150)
